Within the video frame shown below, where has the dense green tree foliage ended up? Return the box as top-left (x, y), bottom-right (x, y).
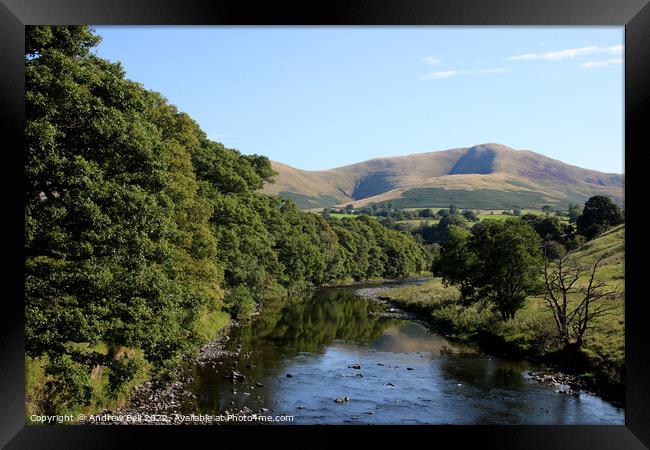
top-left (329, 216), bottom-right (429, 281)
top-left (415, 212), bottom-right (470, 245)
top-left (576, 195), bottom-right (624, 240)
top-left (520, 213), bottom-right (584, 253)
top-left (461, 210), bottom-right (479, 222)
top-left (25, 26), bottom-right (224, 412)
top-left (25, 26), bottom-right (430, 414)
top-left (436, 220), bottom-right (543, 320)
top-left (567, 203), bottom-right (582, 224)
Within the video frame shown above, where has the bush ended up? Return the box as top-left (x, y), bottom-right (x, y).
top-left (225, 285), bottom-right (256, 319)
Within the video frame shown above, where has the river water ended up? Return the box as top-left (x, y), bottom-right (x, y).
top-left (183, 285), bottom-right (624, 425)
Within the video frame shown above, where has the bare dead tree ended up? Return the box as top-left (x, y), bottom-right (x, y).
top-left (538, 251), bottom-right (620, 350)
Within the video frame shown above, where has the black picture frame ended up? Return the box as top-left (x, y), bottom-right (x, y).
top-left (2, 0), bottom-right (648, 448)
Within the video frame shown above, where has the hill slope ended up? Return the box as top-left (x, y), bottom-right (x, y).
top-left (262, 144), bottom-right (623, 210)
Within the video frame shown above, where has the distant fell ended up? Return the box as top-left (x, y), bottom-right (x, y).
top-left (262, 144), bottom-right (623, 210)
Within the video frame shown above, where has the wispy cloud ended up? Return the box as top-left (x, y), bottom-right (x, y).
top-left (509, 45), bottom-right (623, 61)
top-left (581, 58), bottom-right (623, 69)
top-left (422, 70), bottom-right (457, 79)
top-left (421, 67), bottom-right (508, 80)
top-left (423, 57), bottom-right (442, 66)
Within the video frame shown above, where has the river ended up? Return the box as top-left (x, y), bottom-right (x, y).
top-left (181, 283), bottom-right (624, 425)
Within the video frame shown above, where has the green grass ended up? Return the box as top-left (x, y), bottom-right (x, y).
top-left (383, 224), bottom-right (625, 392)
top-left (377, 187), bottom-right (559, 210)
top-left (327, 213), bottom-right (381, 220)
top-left (196, 307), bottom-right (231, 341)
top-left (395, 219), bottom-right (440, 228)
top-left (476, 209), bottom-right (569, 222)
top-left (329, 213), bottom-right (359, 219)
top-left (382, 279), bottom-right (502, 341)
top-left (477, 214), bottom-right (513, 221)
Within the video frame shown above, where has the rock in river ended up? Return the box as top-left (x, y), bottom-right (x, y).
top-left (229, 371), bottom-right (246, 382)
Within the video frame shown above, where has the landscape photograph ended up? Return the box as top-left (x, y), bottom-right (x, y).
top-left (25, 25), bottom-right (625, 425)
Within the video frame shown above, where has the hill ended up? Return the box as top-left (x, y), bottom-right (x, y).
top-left (262, 144), bottom-right (624, 210)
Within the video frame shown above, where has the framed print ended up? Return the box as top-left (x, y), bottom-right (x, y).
top-left (2, 0), bottom-right (648, 448)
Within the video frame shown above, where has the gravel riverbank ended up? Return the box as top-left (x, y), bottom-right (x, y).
top-left (90, 315), bottom-right (261, 425)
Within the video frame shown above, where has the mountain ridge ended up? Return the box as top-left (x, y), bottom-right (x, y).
top-left (262, 144), bottom-right (623, 210)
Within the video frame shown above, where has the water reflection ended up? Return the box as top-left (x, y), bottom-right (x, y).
top-left (185, 287), bottom-right (624, 424)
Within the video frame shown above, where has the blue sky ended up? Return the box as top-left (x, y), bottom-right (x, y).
top-left (92, 27), bottom-right (624, 173)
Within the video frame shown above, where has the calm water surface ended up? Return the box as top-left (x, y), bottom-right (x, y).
top-left (184, 286), bottom-right (624, 424)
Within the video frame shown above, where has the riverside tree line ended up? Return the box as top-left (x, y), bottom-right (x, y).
top-left (25, 26), bottom-right (623, 415)
top-left (25, 26), bottom-right (429, 414)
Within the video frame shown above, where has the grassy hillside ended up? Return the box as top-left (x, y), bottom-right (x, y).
top-left (262, 143), bottom-right (623, 210)
top-left (263, 161), bottom-right (351, 208)
top-left (381, 224), bottom-right (625, 395)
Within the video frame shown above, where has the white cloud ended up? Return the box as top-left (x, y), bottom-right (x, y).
top-left (421, 70), bottom-right (457, 79)
top-left (423, 57), bottom-right (442, 66)
top-left (509, 44), bottom-right (623, 61)
top-left (581, 58), bottom-right (623, 68)
top-left (421, 67), bottom-right (508, 80)
top-left (508, 53), bottom-right (539, 61)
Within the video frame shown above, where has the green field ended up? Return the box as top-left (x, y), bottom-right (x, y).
top-left (375, 187), bottom-right (566, 210)
top-left (395, 219), bottom-right (440, 228)
top-left (328, 213), bottom-right (379, 220)
top-left (394, 208), bottom-right (570, 227)
top-left (477, 214), bottom-right (513, 221)
top-left (477, 209), bottom-right (570, 223)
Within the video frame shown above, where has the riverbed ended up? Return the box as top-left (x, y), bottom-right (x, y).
top-left (179, 283), bottom-right (624, 425)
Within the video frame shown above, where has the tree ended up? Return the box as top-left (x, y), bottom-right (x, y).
top-left (513, 208), bottom-right (522, 217)
top-left (449, 204), bottom-right (458, 215)
top-left (416, 213), bottom-right (468, 245)
top-left (418, 208), bottom-right (434, 218)
top-left (541, 205), bottom-right (553, 215)
top-left (437, 220), bottom-right (543, 320)
top-left (391, 208), bottom-right (405, 221)
top-left (25, 25), bottom-right (223, 412)
top-left (522, 215), bottom-right (563, 242)
top-left (568, 203), bottom-right (582, 224)
top-left (538, 251), bottom-right (620, 350)
top-left (461, 210), bottom-right (479, 222)
top-left (469, 220), bottom-right (543, 319)
top-left (24, 25), bottom-right (436, 415)
top-left (321, 208), bottom-right (331, 219)
top-left (433, 225), bottom-right (475, 299)
top-left (576, 195), bottom-right (624, 239)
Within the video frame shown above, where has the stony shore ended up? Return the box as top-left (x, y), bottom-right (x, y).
top-left (91, 313), bottom-right (263, 425)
